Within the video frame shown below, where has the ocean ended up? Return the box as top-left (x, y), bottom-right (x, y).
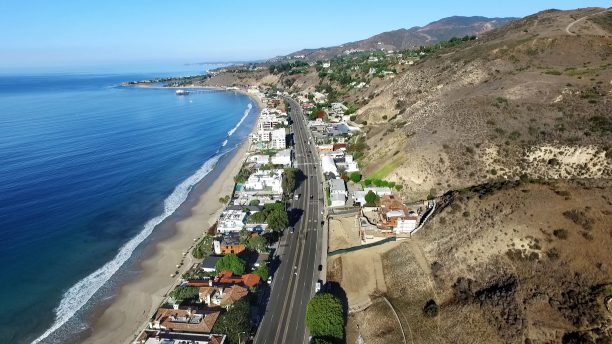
top-left (0, 66), bottom-right (257, 343)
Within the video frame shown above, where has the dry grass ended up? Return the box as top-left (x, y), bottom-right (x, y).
top-left (328, 216), bottom-right (361, 251)
top-left (374, 180), bottom-right (612, 343)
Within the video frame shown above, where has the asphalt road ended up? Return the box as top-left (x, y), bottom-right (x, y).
top-left (254, 97), bottom-right (323, 344)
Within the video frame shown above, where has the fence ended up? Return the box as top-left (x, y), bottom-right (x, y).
top-left (328, 236), bottom-right (396, 256)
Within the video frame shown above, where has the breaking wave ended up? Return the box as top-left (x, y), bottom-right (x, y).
top-left (227, 103), bottom-right (252, 137)
top-left (32, 153), bottom-right (223, 344)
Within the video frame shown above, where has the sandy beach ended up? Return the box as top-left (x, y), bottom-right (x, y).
top-left (81, 92), bottom-right (262, 344)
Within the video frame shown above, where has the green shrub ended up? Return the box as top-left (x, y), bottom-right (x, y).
top-left (170, 287), bottom-right (199, 303)
top-left (215, 254), bottom-right (246, 275)
top-left (364, 190), bottom-right (379, 206)
top-left (349, 172), bottom-right (362, 183)
top-left (305, 293), bottom-right (344, 340)
top-left (254, 265), bottom-right (269, 281)
top-left (553, 228), bottom-right (568, 239)
top-left (192, 236), bottom-right (213, 259)
top-left (423, 299), bottom-right (439, 317)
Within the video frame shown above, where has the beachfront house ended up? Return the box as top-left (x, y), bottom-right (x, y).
top-left (247, 154), bottom-right (271, 165)
top-left (148, 307), bottom-right (220, 334)
top-left (134, 330), bottom-right (226, 344)
top-left (213, 232), bottom-right (246, 255)
top-left (242, 169), bottom-right (283, 195)
top-left (216, 209), bottom-right (247, 233)
top-left (201, 255), bottom-right (222, 273)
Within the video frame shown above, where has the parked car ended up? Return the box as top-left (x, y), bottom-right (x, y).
top-left (267, 276), bottom-right (272, 285)
top-left (290, 227), bottom-right (294, 234)
top-left (293, 193), bottom-right (300, 200)
top-left (315, 281), bottom-right (322, 293)
top-left (318, 264), bottom-right (322, 271)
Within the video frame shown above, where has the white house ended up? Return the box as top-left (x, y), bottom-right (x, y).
top-left (328, 178), bottom-right (347, 207)
top-left (344, 154), bottom-right (359, 173)
top-left (365, 187), bottom-right (393, 197)
top-left (353, 191), bottom-right (367, 206)
top-left (271, 148), bottom-right (292, 167)
top-left (217, 209), bottom-right (247, 233)
top-left (243, 169), bottom-right (283, 195)
top-left (321, 155), bottom-right (339, 177)
top-left (270, 128), bottom-right (286, 149)
top-left (354, 187), bottom-right (393, 206)
top-left (330, 193), bottom-right (346, 208)
top-left (247, 154), bottom-right (270, 165)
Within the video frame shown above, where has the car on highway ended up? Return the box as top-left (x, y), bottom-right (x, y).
top-left (310, 194), bottom-right (313, 199)
top-left (318, 264), bottom-right (322, 271)
top-left (289, 226), bottom-right (294, 234)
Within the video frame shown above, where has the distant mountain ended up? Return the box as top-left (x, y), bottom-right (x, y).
top-left (288, 16), bottom-right (517, 59)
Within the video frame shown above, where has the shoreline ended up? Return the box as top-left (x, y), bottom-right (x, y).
top-left (79, 90), bottom-right (261, 344)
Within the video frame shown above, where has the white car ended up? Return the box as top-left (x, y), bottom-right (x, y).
top-left (267, 276), bottom-right (272, 285)
top-left (315, 281), bottom-right (322, 293)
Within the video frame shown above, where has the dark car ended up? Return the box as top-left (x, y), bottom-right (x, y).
top-left (318, 264), bottom-right (322, 271)
top-left (310, 194), bottom-right (313, 199)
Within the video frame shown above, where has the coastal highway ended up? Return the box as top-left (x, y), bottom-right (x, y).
top-left (254, 97), bottom-right (324, 344)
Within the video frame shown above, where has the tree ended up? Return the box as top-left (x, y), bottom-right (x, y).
top-left (246, 234), bottom-right (267, 253)
top-left (349, 172), bottom-right (362, 183)
top-left (169, 286), bottom-right (199, 303)
top-left (363, 179), bottom-right (372, 187)
top-left (364, 190), bottom-right (379, 206)
top-left (305, 293), bottom-right (344, 340)
top-left (254, 265), bottom-right (269, 281)
top-left (282, 168), bottom-right (298, 196)
top-left (248, 211), bottom-right (267, 224)
top-left (215, 254), bottom-right (246, 275)
top-left (267, 208), bottom-right (289, 231)
top-left (249, 199), bottom-right (260, 206)
top-left (212, 299), bottom-right (251, 344)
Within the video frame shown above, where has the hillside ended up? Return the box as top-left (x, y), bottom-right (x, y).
top-left (163, 9), bottom-right (612, 342)
top-left (342, 179), bottom-right (612, 344)
top-left (288, 16), bottom-right (517, 60)
top-left (351, 7), bottom-right (612, 200)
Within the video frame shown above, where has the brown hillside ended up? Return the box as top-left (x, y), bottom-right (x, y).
top-left (354, 8), bottom-right (611, 200)
top-left (346, 179), bottom-right (612, 344)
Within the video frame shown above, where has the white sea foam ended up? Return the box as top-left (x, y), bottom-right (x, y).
top-left (227, 103), bottom-right (252, 137)
top-left (32, 153), bottom-right (223, 344)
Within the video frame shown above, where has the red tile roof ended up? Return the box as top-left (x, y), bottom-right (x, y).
top-left (216, 270), bottom-right (261, 288)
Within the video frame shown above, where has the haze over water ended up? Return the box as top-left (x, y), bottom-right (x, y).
top-left (0, 66), bottom-right (256, 343)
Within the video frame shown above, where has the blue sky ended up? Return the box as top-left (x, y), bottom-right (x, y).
top-left (0, 0), bottom-right (608, 69)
